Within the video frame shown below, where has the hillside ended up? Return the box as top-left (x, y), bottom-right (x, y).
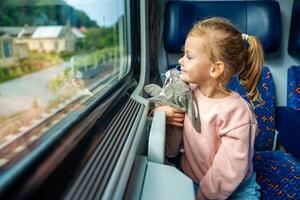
top-left (0, 0), bottom-right (98, 27)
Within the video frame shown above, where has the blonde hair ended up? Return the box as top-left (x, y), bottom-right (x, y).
top-left (188, 17), bottom-right (264, 103)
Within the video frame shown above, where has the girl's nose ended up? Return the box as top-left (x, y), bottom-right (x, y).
top-left (178, 57), bottom-right (183, 65)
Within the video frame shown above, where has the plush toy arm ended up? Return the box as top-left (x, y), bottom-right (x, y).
top-left (174, 95), bottom-right (188, 111)
top-left (144, 84), bottom-right (162, 97)
top-left (187, 94), bottom-right (201, 132)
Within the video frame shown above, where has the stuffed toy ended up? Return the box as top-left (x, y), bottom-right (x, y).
top-left (144, 68), bottom-right (201, 159)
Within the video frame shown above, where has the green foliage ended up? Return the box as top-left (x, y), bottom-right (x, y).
top-left (74, 10), bottom-right (97, 27)
top-left (5, 0), bottom-right (66, 6)
top-left (0, 52), bottom-right (63, 82)
top-left (48, 73), bottom-right (65, 93)
top-left (0, 67), bottom-right (12, 82)
top-left (84, 27), bottom-right (117, 50)
top-left (59, 51), bottom-right (77, 60)
top-left (0, 15), bottom-right (14, 26)
top-left (73, 47), bottom-right (117, 70)
top-left (0, 115), bottom-right (8, 124)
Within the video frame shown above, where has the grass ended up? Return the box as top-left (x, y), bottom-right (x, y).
top-left (73, 47), bottom-right (118, 70)
top-left (0, 47), bottom-right (119, 83)
top-left (0, 51), bottom-right (64, 83)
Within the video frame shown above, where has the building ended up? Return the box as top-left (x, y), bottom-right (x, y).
top-left (0, 25), bottom-right (85, 66)
top-left (25, 24), bottom-right (84, 53)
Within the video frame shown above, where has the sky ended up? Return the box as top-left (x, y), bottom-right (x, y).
top-left (64, 0), bottom-right (124, 27)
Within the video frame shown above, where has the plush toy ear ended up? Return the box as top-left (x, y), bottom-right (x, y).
top-left (144, 84), bottom-right (162, 97)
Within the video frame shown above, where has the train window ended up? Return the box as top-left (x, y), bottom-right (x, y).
top-left (0, 0), bottom-right (130, 169)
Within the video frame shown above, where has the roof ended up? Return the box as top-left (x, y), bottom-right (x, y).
top-left (0, 27), bottom-right (23, 37)
top-left (72, 28), bottom-right (85, 38)
top-left (0, 25), bottom-right (84, 39)
top-left (18, 27), bottom-right (36, 38)
top-left (31, 26), bottom-right (63, 38)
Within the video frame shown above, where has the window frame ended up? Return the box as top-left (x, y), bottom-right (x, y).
top-left (0, 0), bottom-right (141, 198)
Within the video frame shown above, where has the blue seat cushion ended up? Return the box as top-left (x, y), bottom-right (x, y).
top-left (287, 66), bottom-right (300, 110)
top-left (253, 151), bottom-right (300, 200)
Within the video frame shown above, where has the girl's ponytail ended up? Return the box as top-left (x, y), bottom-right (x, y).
top-left (237, 35), bottom-right (264, 104)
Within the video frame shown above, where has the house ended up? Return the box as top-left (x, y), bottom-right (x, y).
top-left (24, 24), bottom-right (85, 53)
top-left (0, 24), bottom-right (85, 66)
top-left (0, 26), bottom-right (34, 66)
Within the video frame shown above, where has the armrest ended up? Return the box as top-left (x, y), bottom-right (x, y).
top-left (148, 111), bottom-right (166, 164)
top-left (141, 162), bottom-right (195, 200)
top-left (276, 106), bottom-right (300, 158)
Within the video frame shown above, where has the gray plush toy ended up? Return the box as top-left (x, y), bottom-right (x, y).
top-left (144, 68), bottom-right (201, 159)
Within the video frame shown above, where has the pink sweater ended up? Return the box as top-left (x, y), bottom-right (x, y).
top-left (181, 87), bottom-right (257, 200)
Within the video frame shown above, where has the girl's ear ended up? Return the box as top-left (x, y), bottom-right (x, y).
top-left (210, 61), bottom-right (225, 78)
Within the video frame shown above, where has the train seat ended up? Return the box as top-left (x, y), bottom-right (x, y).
top-left (161, 1), bottom-right (300, 199)
top-left (227, 64), bottom-right (300, 199)
top-left (287, 0), bottom-right (300, 111)
top-left (276, 66), bottom-right (300, 159)
top-left (288, 0), bottom-right (300, 55)
top-left (276, 0), bottom-right (300, 160)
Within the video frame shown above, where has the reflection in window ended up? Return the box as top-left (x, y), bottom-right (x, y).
top-left (0, 0), bottom-right (130, 168)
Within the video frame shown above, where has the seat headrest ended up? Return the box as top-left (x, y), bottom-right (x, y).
top-left (164, 1), bottom-right (281, 54)
top-left (288, 0), bottom-right (300, 55)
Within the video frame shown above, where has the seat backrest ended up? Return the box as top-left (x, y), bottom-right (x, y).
top-left (287, 66), bottom-right (300, 110)
top-left (227, 67), bottom-right (276, 151)
top-left (163, 1), bottom-right (281, 151)
top-left (287, 0), bottom-right (300, 110)
top-left (164, 0), bottom-right (281, 55)
top-left (288, 0), bottom-right (300, 55)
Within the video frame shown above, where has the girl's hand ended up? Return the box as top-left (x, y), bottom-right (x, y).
top-left (154, 105), bottom-right (185, 127)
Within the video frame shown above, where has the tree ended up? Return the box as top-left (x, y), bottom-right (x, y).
top-left (84, 27), bottom-right (117, 50)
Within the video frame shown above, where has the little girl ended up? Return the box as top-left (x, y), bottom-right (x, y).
top-left (154, 17), bottom-right (262, 199)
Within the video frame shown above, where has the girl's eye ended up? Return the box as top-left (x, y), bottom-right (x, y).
top-left (186, 54), bottom-right (192, 59)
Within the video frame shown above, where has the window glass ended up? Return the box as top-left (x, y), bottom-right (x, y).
top-left (0, 0), bottom-right (130, 168)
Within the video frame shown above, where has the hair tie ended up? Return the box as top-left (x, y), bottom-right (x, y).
top-left (242, 33), bottom-right (249, 40)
